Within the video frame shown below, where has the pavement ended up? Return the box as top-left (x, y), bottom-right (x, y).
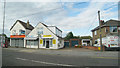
top-left (2, 47), bottom-right (120, 67)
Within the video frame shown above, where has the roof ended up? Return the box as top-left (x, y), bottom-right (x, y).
top-left (10, 20), bottom-right (34, 30)
top-left (41, 23), bottom-right (63, 38)
top-left (48, 26), bottom-right (62, 32)
top-left (91, 19), bottom-right (120, 32)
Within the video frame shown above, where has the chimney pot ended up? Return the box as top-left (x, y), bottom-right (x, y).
top-left (27, 20), bottom-right (29, 28)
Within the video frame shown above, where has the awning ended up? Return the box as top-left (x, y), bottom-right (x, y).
top-left (25, 37), bottom-right (38, 40)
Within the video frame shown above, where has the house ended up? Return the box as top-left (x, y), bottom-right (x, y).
top-left (10, 20), bottom-right (34, 47)
top-left (91, 19), bottom-right (120, 45)
top-left (25, 23), bottom-right (64, 49)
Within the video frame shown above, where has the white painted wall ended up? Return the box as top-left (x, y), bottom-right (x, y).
top-left (10, 21), bottom-right (26, 35)
top-left (26, 23), bottom-right (60, 49)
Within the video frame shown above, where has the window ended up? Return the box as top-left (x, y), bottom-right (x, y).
top-left (37, 27), bottom-right (43, 35)
top-left (26, 40), bottom-right (38, 46)
top-left (95, 31), bottom-right (97, 35)
top-left (49, 40), bottom-right (52, 47)
top-left (12, 30), bottom-right (16, 35)
top-left (27, 40), bottom-right (30, 45)
top-left (34, 40), bottom-right (38, 45)
top-left (94, 41), bottom-right (98, 44)
top-left (19, 30), bottom-right (25, 35)
top-left (110, 26), bottom-right (117, 33)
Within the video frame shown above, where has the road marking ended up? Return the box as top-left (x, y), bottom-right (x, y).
top-left (16, 57), bottom-right (75, 66)
top-left (19, 50), bottom-right (36, 53)
top-left (16, 58), bottom-right (28, 61)
top-left (91, 57), bottom-right (120, 59)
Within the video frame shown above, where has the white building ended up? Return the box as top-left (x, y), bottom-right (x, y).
top-left (10, 20), bottom-right (34, 47)
top-left (25, 23), bottom-right (64, 49)
top-left (81, 39), bottom-right (92, 46)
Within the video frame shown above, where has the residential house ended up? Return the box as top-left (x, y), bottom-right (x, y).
top-left (10, 20), bottom-right (34, 47)
top-left (91, 19), bottom-right (120, 45)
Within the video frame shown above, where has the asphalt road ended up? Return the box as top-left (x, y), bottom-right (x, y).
top-left (2, 48), bottom-right (119, 67)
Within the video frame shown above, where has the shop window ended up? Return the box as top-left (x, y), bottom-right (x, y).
top-left (26, 40), bottom-right (38, 46)
top-left (27, 40), bottom-right (30, 45)
top-left (49, 40), bottom-right (52, 47)
top-left (110, 26), bottom-right (117, 33)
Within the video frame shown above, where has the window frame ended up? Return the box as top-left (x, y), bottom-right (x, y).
top-left (110, 26), bottom-right (118, 33)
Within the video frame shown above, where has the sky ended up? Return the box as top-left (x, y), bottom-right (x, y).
top-left (0, 0), bottom-right (119, 37)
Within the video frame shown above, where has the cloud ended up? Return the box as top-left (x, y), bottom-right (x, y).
top-left (0, 1), bottom-right (118, 37)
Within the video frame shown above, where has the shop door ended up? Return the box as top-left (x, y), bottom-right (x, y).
top-left (46, 41), bottom-right (49, 48)
top-left (19, 39), bottom-right (24, 47)
top-left (11, 39), bottom-right (15, 47)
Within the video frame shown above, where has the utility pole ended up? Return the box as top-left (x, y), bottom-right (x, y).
top-left (98, 10), bottom-right (103, 51)
top-left (2, 0), bottom-right (6, 47)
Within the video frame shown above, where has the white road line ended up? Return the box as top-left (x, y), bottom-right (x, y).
top-left (16, 57), bottom-right (75, 66)
top-left (16, 58), bottom-right (27, 61)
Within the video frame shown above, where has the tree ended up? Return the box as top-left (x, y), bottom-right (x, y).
top-left (64, 32), bottom-right (74, 40)
top-left (80, 36), bottom-right (92, 39)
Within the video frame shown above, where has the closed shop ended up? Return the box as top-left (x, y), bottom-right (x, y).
top-left (11, 38), bottom-right (24, 47)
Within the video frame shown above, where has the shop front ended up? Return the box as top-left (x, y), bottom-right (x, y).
top-left (10, 35), bottom-right (25, 47)
top-left (25, 37), bottom-right (39, 48)
top-left (39, 35), bottom-right (57, 49)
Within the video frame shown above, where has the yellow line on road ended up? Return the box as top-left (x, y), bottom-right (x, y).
top-left (92, 57), bottom-right (120, 59)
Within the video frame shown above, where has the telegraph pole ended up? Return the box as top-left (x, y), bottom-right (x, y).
top-left (98, 10), bottom-right (103, 51)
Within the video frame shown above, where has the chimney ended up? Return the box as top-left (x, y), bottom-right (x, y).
top-left (27, 20), bottom-right (29, 28)
top-left (100, 20), bottom-right (105, 25)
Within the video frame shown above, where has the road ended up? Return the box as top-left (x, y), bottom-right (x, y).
top-left (2, 48), bottom-right (119, 67)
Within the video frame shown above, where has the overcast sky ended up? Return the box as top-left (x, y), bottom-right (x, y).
top-left (0, 0), bottom-right (119, 37)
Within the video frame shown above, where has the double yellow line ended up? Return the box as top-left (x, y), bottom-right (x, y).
top-left (92, 57), bottom-right (120, 59)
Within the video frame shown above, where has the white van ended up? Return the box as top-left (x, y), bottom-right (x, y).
top-left (94, 35), bottom-right (120, 50)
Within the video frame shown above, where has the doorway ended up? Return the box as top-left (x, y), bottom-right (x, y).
top-left (46, 40), bottom-right (49, 48)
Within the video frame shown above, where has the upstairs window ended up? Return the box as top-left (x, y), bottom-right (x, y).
top-left (37, 27), bottom-right (43, 35)
top-left (12, 30), bottom-right (16, 35)
top-left (19, 30), bottom-right (25, 35)
top-left (110, 26), bottom-right (117, 33)
top-left (95, 31), bottom-right (97, 35)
